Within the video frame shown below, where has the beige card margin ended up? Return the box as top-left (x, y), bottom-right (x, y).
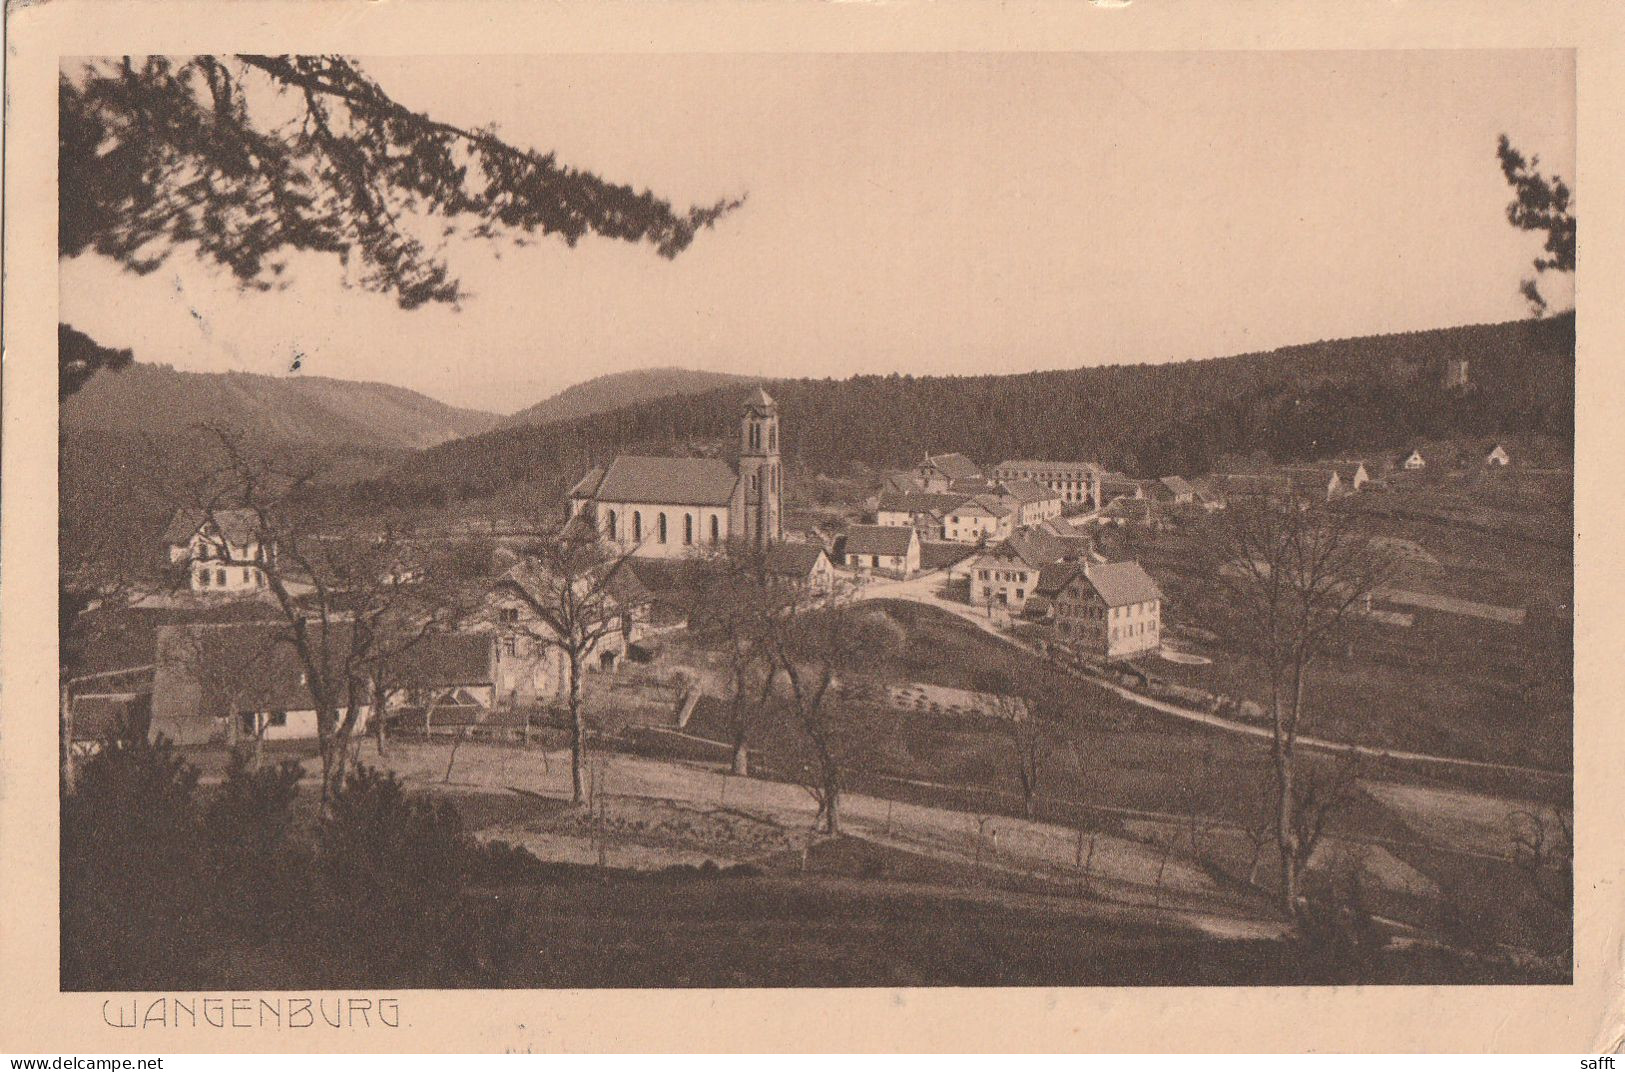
top-left (3, 0), bottom-right (1621, 1053)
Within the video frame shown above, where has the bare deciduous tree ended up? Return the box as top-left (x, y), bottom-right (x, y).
top-left (972, 667), bottom-right (1054, 821)
top-left (1214, 493), bottom-right (1395, 920)
top-left (498, 518), bottom-right (645, 804)
top-left (1508, 806), bottom-right (1573, 912)
top-left (180, 428), bottom-right (470, 805)
top-left (676, 542), bottom-right (792, 777)
top-left (760, 601), bottom-right (905, 835)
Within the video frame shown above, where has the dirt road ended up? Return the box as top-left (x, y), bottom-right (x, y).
top-left (853, 570), bottom-right (1568, 782)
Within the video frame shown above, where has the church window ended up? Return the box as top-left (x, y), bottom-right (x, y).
top-left (750, 423), bottom-right (760, 450)
top-left (769, 425), bottom-right (777, 452)
top-left (710, 515), bottom-right (720, 542)
top-left (684, 513), bottom-right (694, 545)
top-left (632, 512), bottom-right (642, 543)
top-left (605, 509), bottom-right (617, 539)
top-left (658, 513), bottom-right (668, 543)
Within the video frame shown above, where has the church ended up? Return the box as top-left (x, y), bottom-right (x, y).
top-left (567, 388), bottom-right (783, 558)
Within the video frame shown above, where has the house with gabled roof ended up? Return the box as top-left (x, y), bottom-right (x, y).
top-left (1097, 495), bottom-right (1166, 528)
top-left (381, 633), bottom-right (497, 735)
top-left (1332, 461), bottom-right (1371, 494)
top-left (569, 390), bottom-right (784, 557)
top-left (1485, 443), bottom-right (1512, 467)
top-left (874, 490), bottom-right (969, 540)
top-left (998, 478), bottom-right (1064, 526)
top-left (943, 494), bottom-right (1018, 544)
top-left (1401, 449), bottom-right (1426, 471)
top-left (1283, 466), bottom-right (1344, 503)
top-left (765, 542), bottom-right (837, 592)
top-left (840, 524), bottom-right (921, 577)
top-left (1035, 559), bottom-right (1164, 661)
top-left (163, 507), bottom-right (274, 596)
top-left (913, 452), bottom-right (983, 493)
top-left (484, 556), bottom-right (652, 707)
top-left (964, 529), bottom-right (1095, 614)
top-left (150, 621), bottom-right (373, 746)
top-left (1148, 476), bottom-right (1196, 505)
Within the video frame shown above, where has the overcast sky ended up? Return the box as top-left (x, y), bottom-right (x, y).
top-left (59, 50), bottom-right (1575, 414)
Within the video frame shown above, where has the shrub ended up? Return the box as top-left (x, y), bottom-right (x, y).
top-left (317, 763), bottom-right (472, 955)
top-left (60, 733), bottom-right (203, 988)
top-left (1292, 870), bottom-right (1390, 983)
top-left (202, 748), bottom-right (306, 939)
top-left (63, 733), bottom-right (200, 888)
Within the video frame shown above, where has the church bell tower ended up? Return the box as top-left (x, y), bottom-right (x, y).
top-left (738, 387), bottom-right (782, 547)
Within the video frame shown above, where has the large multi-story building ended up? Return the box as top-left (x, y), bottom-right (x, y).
top-left (991, 460), bottom-right (1104, 510)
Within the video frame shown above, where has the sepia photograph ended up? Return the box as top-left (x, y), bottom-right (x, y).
top-left (49, 45), bottom-right (1576, 998)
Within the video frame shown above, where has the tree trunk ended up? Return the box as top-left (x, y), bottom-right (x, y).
top-left (820, 755), bottom-right (841, 835)
top-left (1271, 679), bottom-right (1300, 920)
top-left (59, 680), bottom-right (75, 798)
top-left (568, 655), bottom-right (586, 804)
top-left (730, 688), bottom-right (750, 775)
top-left (823, 778), bottom-right (840, 836)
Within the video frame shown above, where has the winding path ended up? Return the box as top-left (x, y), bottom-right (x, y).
top-left (852, 569), bottom-right (1570, 783)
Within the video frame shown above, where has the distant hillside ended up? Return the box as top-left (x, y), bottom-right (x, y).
top-left (363, 313), bottom-right (1573, 508)
top-left (62, 362), bottom-right (500, 451)
top-left (497, 367), bottom-right (755, 430)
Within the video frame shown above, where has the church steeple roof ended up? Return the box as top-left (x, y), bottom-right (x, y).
top-left (744, 386), bottom-right (777, 413)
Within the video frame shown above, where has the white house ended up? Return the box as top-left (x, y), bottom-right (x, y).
top-left (1035, 560), bottom-right (1164, 661)
top-left (569, 390), bottom-right (783, 557)
top-left (1333, 462), bottom-right (1371, 494)
top-left (873, 490), bottom-right (967, 541)
top-left (913, 452), bottom-right (983, 493)
top-left (483, 558), bottom-right (652, 708)
top-left (765, 541), bottom-right (837, 592)
top-left (1485, 443), bottom-right (1512, 467)
top-left (998, 479), bottom-right (1064, 527)
top-left (943, 495), bottom-right (1017, 544)
top-left (965, 530), bottom-right (1093, 614)
top-left (150, 622), bottom-right (372, 746)
top-left (1402, 449), bottom-right (1426, 470)
top-left (842, 524), bottom-right (921, 577)
top-left (163, 508), bottom-right (273, 595)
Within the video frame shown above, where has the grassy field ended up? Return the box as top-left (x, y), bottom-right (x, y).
top-left (1108, 468), bottom-right (1572, 773)
top-left (670, 595), bottom-right (1568, 958)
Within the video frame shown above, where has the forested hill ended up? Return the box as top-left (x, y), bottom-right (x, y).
top-left (376, 313), bottom-right (1574, 504)
top-left (62, 361), bottom-right (500, 451)
top-left (497, 367), bottom-right (754, 430)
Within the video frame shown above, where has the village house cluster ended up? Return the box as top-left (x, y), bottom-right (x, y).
top-left (94, 389), bottom-right (1523, 753)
